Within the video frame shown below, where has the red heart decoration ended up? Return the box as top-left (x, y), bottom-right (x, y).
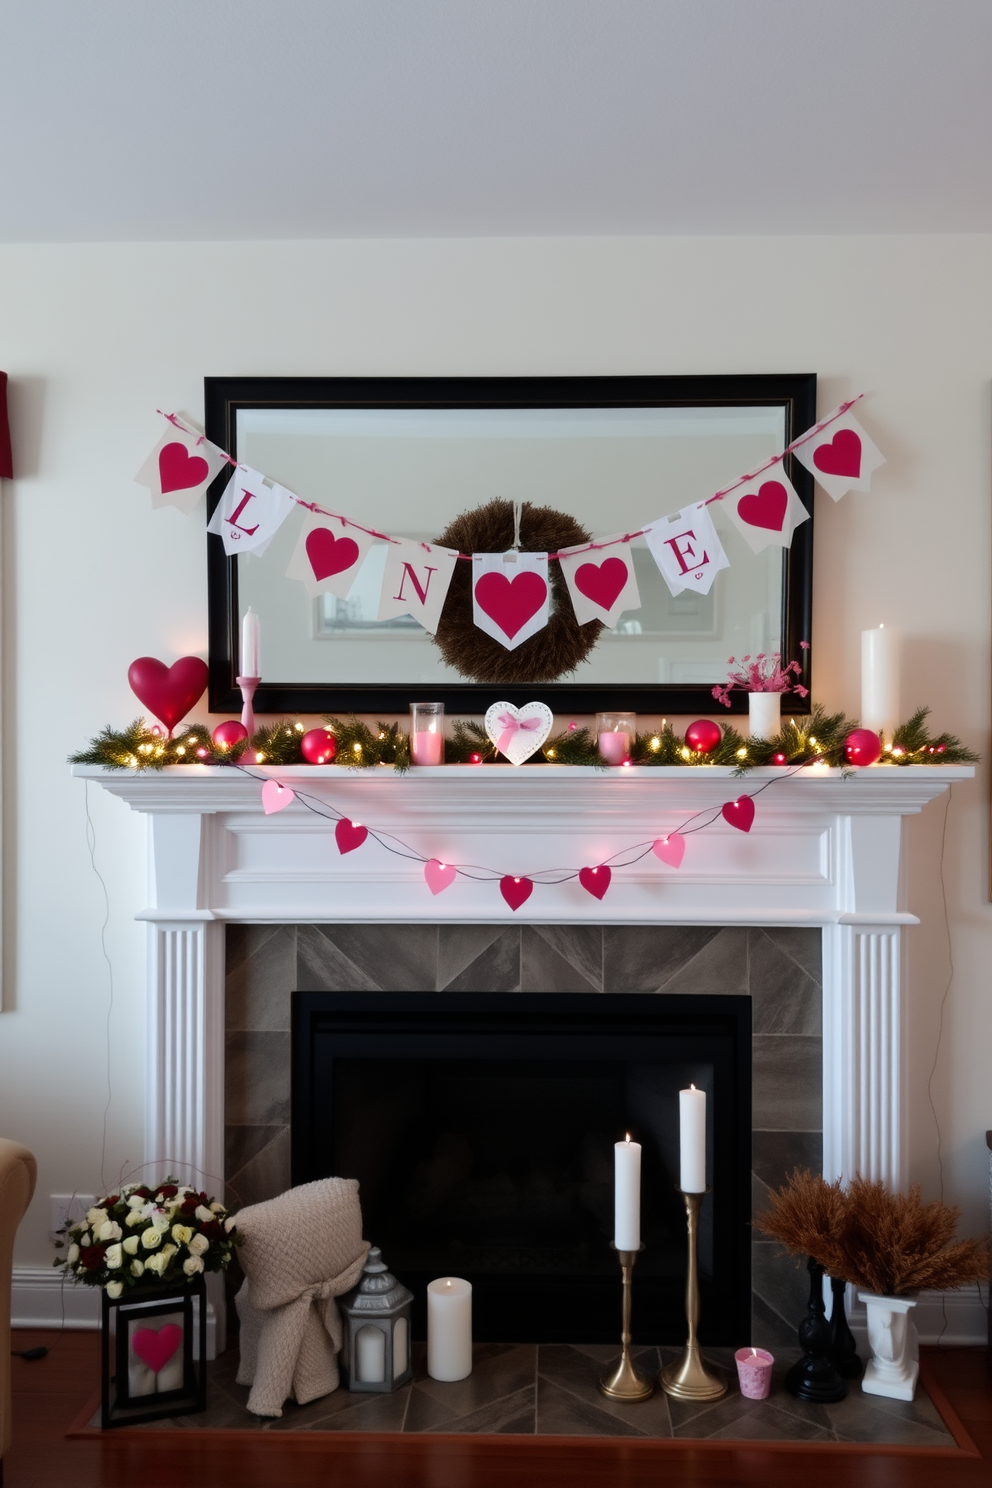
top-left (128, 656), bottom-right (209, 736)
top-left (578, 865), bottom-right (611, 900)
top-left (335, 819), bottom-right (368, 855)
top-left (305, 528), bottom-right (361, 582)
top-left (721, 797), bottom-right (755, 833)
top-left (132, 1323), bottom-right (183, 1374)
top-left (813, 429), bottom-right (862, 478)
top-left (737, 481), bottom-right (788, 532)
top-left (159, 442), bottom-right (209, 494)
top-left (500, 875), bottom-right (534, 911)
top-left (652, 834), bottom-right (686, 868)
top-left (574, 557), bottom-right (628, 610)
top-left (475, 571), bottom-right (547, 640)
top-left (425, 859), bottom-right (457, 895)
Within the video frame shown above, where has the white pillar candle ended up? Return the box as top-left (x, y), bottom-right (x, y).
top-left (241, 607), bottom-right (261, 677)
top-left (427, 1277), bottom-right (472, 1381)
top-left (679, 1085), bottom-right (706, 1193)
top-left (355, 1323), bottom-right (386, 1383)
top-left (861, 626), bottom-right (900, 736)
top-left (614, 1134), bottom-right (641, 1251)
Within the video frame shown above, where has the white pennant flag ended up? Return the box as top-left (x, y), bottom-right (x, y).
top-left (134, 424), bottom-right (231, 514)
top-left (286, 511), bottom-right (377, 599)
top-left (377, 538), bottom-right (459, 634)
top-left (721, 468), bottom-right (810, 554)
top-left (643, 503), bottom-right (730, 596)
top-left (206, 466), bottom-right (297, 556)
top-left (557, 536), bottom-right (641, 627)
top-left (472, 550), bottom-right (550, 650)
top-left (790, 406), bottom-right (885, 502)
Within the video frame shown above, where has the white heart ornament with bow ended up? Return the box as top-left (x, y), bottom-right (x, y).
top-left (485, 701), bottom-right (554, 766)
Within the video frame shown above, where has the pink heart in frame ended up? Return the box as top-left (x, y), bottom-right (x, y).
top-left (500, 875), bottom-right (534, 911)
top-left (578, 865), bottom-right (611, 900)
top-left (721, 797), bottom-right (755, 833)
top-left (424, 859), bottom-right (457, 895)
top-left (737, 481), bottom-right (788, 532)
top-left (305, 528), bottom-right (361, 582)
top-left (335, 819), bottom-right (368, 854)
top-left (261, 780), bottom-right (295, 815)
top-left (652, 833), bottom-right (686, 868)
top-left (574, 556), bottom-right (628, 610)
top-left (813, 429), bottom-right (862, 479)
top-left (475, 571), bottom-right (547, 640)
top-left (159, 442), bottom-right (209, 494)
top-left (131, 1323), bottom-right (183, 1374)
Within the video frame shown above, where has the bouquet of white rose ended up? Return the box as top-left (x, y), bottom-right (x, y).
top-left (53, 1178), bottom-right (239, 1298)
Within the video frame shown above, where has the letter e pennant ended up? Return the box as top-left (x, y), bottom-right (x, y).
top-left (643, 503), bottom-right (730, 596)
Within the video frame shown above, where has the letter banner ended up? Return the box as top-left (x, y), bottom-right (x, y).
top-left (286, 510), bottom-right (377, 599)
top-left (134, 426), bottom-right (231, 514)
top-left (790, 407), bottom-right (885, 502)
top-left (377, 538), bottom-right (459, 634)
top-left (722, 470), bottom-right (810, 554)
top-left (557, 535), bottom-right (641, 627)
top-left (472, 550), bottom-right (550, 650)
top-left (206, 465), bottom-right (297, 556)
top-left (643, 503), bottom-right (730, 596)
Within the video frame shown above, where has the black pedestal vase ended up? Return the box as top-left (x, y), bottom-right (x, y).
top-left (828, 1274), bottom-right (864, 1380)
top-left (784, 1257), bottom-right (848, 1403)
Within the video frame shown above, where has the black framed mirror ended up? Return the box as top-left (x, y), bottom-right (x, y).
top-left (205, 374), bottom-right (815, 716)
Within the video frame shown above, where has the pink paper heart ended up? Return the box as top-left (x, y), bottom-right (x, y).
top-left (159, 442), bottom-right (209, 494)
top-left (305, 528), bottom-right (361, 582)
top-left (578, 865), bottom-right (611, 900)
top-left (475, 571), bottom-right (547, 639)
top-left (335, 819), bottom-right (368, 854)
top-left (652, 833), bottom-right (686, 868)
top-left (131, 1323), bottom-right (183, 1374)
top-left (424, 858), bottom-right (457, 895)
top-left (574, 557), bottom-right (628, 610)
top-left (128, 655), bottom-right (209, 736)
top-left (813, 429), bottom-right (862, 478)
top-left (261, 780), bottom-right (295, 815)
top-left (737, 481), bottom-right (788, 532)
top-left (499, 875), bottom-right (534, 911)
top-left (721, 797), bottom-right (755, 833)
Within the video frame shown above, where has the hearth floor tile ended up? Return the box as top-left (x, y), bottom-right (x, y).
top-left (537, 1345), bottom-right (673, 1437)
top-left (536, 1377), bottom-right (648, 1438)
top-left (421, 1384), bottom-right (536, 1435)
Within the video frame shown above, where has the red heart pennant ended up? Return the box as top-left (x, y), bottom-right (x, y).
top-left (652, 833), bottom-right (686, 868)
top-left (578, 865), bottom-right (611, 900)
top-left (335, 819), bottom-right (368, 854)
top-left (737, 481), bottom-right (788, 532)
top-left (500, 875), bottom-right (534, 911)
top-left (721, 797), bottom-right (755, 833)
top-left (132, 1323), bottom-right (183, 1374)
top-left (574, 557), bottom-right (628, 610)
top-left (424, 859), bottom-right (457, 895)
top-left (305, 528), bottom-right (361, 582)
top-left (813, 429), bottom-right (862, 478)
top-left (159, 441), bottom-right (209, 494)
top-left (128, 655), bottom-right (209, 736)
top-left (475, 571), bottom-right (547, 640)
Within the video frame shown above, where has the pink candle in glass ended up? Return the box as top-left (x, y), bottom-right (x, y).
top-left (734, 1346), bottom-right (774, 1399)
top-left (412, 730), bottom-right (444, 766)
top-left (598, 730), bottom-right (630, 765)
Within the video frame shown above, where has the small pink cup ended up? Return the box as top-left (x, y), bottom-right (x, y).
top-left (734, 1346), bottom-right (774, 1400)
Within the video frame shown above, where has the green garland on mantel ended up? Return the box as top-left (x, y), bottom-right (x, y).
top-left (70, 705), bottom-right (976, 776)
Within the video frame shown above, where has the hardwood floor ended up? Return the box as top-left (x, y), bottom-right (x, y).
top-left (6, 1330), bottom-right (991, 1488)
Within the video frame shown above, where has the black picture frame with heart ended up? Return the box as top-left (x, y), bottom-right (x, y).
top-left (204, 374), bottom-right (815, 717)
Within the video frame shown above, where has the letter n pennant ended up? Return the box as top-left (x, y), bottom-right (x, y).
top-left (377, 538), bottom-right (459, 633)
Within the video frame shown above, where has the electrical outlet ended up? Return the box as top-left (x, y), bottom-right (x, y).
top-left (49, 1193), bottom-right (96, 1242)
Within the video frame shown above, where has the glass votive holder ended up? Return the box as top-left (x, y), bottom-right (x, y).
top-left (596, 711), bottom-right (636, 765)
top-left (734, 1346), bottom-right (774, 1399)
top-left (410, 702), bottom-right (445, 766)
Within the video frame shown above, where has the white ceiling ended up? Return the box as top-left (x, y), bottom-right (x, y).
top-left (3, 0), bottom-right (991, 242)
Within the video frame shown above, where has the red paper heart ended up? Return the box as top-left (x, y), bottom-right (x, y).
top-left (305, 528), bottom-right (361, 582)
top-left (159, 442), bottom-right (209, 494)
top-left (475, 571), bottom-right (547, 640)
top-left (132, 1323), bottom-right (183, 1374)
top-left (721, 797), bottom-right (755, 833)
top-left (335, 819), bottom-right (368, 855)
top-left (574, 557), bottom-right (628, 610)
top-left (813, 429), bottom-right (862, 478)
top-left (737, 481), bottom-right (788, 532)
top-left (500, 875), bottom-right (534, 911)
top-left (578, 865), bottom-right (611, 900)
top-left (425, 859), bottom-right (457, 895)
top-left (652, 834), bottom-right (686, 868)
top-left (128, 656), bottom-right (209, 735)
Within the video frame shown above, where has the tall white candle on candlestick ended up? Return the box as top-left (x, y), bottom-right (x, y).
top-left (679, 1085), bottom-right (706, 1193)
top-left (614, 1133), bottom-right (641, 1252)
top-left (427, 1276), bottom-right (472, 1381)
top-left (241, 608), bottom-right (260, 678)
top-left (861, 625), bottom-right (900, 736)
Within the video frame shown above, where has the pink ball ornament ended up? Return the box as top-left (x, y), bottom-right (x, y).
top-left (211, 720), bottom-right (248, 751)
top-left (845, 728), bottom-right (882, 767)
top-left (685, 719), bottom-right (722, 755)
top-left (300, 727), bottom-right (337, 765)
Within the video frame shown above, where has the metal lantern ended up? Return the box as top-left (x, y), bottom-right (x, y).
top-left (340, 1246), bottom-right (414, 1392)
top-left (101, 1275), bottom-right (207, 1428)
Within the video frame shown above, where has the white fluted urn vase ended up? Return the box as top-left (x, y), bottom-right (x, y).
top-left (858, 1292), bottom-right (919, 1401)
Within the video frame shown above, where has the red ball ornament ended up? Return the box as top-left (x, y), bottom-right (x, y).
top-left (300, 728), bottom-right (337, 765)
top-left (685, 719), bottom-right (722, 754)
top-left (845, 728), bottom-right (882, 767)
top-left (211, 720), bottom-right (248, 751)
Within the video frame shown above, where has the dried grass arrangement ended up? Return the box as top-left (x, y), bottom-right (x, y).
top-left (755, 1169), bottom-right (990, 1297)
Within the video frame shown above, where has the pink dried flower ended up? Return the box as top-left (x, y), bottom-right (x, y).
top-left (712, 646), bottom-right (810, 708)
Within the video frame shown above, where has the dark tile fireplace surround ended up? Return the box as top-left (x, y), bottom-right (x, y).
top-left (225, 923), bottom-right (822, 1350)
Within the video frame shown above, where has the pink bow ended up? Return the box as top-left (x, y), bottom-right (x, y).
top-left (496, 712), bottom-right (541, 756)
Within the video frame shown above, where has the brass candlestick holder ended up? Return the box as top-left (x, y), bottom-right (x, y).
top-left (599, 1243), bottom-right (654, 1401)
top-left (661, 1190), bottom-right (727, 1401)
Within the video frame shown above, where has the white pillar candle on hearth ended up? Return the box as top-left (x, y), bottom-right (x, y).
top-left (427, 1276), bottom-right (472, 1381)
top-left (614, 1134), bottom-right (641, 1252)
top-left (861, 626), bottom-right (900, 737)
top-left (355, 1324), bottom-right (386, 1383)
top-left (679, 1085), bottom-right (707, 1193)
top-left (241, 607), bottom-right (261, 678)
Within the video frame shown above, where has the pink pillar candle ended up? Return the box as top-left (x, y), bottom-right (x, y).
top-left (734, 1347), bottom-right (774, 1399)
top-left (411, 730), bottom-right (444, 766)
top-left (598, 731), bottom-right (631, 765)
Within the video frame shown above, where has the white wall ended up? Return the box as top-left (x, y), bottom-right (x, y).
top-left (0, 236), bottom-right (989, 1270)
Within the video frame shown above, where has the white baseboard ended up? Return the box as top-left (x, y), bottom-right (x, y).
top-left (837, 1286), bottom-right (988, 1347)
top-left (12, 1266), bottom-right (219, 1357)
